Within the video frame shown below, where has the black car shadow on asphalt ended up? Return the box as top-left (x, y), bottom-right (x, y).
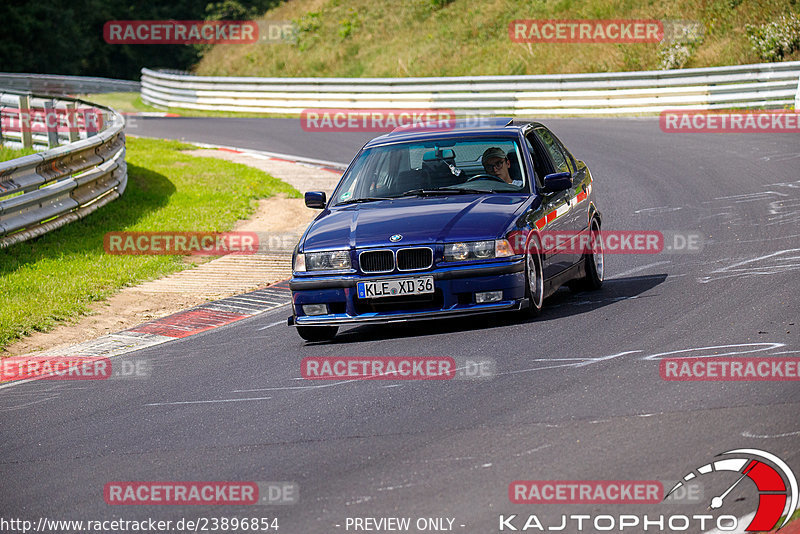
top-left (315, 273), bottom-right (668, 345)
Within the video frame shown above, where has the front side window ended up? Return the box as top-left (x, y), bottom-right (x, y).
top-left (331, 138), bottom-right (528, 205)
top-left (534, 127), bottom-right (570, 174)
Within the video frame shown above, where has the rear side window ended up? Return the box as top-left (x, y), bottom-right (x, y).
top-left (534, 127), bottom-right (570, 174)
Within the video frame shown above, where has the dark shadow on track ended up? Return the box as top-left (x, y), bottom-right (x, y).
top-left (310, 274), bottom-right (667, 345)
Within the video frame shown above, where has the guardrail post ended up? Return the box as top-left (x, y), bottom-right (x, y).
top-left (83, 107), bottom-right (99, 137)
top-left (0, 92), bottom-right (127, 247)
top-left (65, 101), bottom-right (79, 142)
top-left (19, 94), bottom-right (32, 149)
top-left (43, 99), bottom-right (59, 148)
top-left (795, 75), bottom-right (800, 110)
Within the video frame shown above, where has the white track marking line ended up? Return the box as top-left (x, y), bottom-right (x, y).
top-left (512, 444), bottom-right (552, 457)
top-left (612, 261), bottom-right (671, 278)
top-left (574, 350), bottom-right (642, 367)
top-left (742, 429), bottom-right (800, 438)
top-left (721, 248), bottom-right (800, 271)
top-left (234, 380), bottom-right (359, 392)
top-left (641, 342), bottom-right (785, 361)
top-left (497, 351), bottom-right (641, 376)
top-left (145, 396), bottom-right (272, 406)
top-left (257, 320), bottom-right (286, 330)
top-left (235, 360), bottom-right (494, 391)
top-left (496, 363), bottom-right (587, 375)
top-left (0, 396), bottom-right (60, 412)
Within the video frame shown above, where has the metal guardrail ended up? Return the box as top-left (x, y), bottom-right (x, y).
top-left (141, 62), bottom-right (800, 115)
top-left (0, 91), bottom-right (127, 247)
top-left (0, 73), bottom-right (140, 96)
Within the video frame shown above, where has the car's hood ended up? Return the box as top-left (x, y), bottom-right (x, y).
top-left (302, 195), bottom-right (528, 250)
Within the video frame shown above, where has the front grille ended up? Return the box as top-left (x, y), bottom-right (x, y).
top-left (354, 289), bottom-right (443, 314)
top-left (359, 250), bottom-right (394, 273)
top-left (397, 247), bottom-right (433, 271)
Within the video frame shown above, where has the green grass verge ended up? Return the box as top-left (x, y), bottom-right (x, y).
top-left (80, 92), bottom-right (160, 114)
top-left (0, 145), bottom-right (38, 163)
top-left (0, 137), bottom-right (299, 351)
top-left (195, 0), bottom-right (800, 78)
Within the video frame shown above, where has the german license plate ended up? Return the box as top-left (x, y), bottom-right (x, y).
top-left (357, 277), bottom-right (434, 299)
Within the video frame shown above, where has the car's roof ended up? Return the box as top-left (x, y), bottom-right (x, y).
top-left (364, 117), bottom-right (541, 148)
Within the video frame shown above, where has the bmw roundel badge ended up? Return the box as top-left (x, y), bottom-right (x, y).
top-left (390, 234), bottom-right (402, 242)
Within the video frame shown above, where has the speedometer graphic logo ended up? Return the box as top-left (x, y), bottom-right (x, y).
top-left (665, 448), bottom-right (799, 531)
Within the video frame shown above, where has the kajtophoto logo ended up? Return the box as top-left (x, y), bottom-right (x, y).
top-left (500, 449), bottom-right (798, 531)
top-left (666, 448), bottom-right (799, 531)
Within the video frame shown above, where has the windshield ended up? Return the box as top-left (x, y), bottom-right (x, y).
top-left (331, 137), bottom-right (527, 205)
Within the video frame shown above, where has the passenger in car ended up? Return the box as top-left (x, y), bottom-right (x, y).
top-left (481, 147), bottom-right (522, 186)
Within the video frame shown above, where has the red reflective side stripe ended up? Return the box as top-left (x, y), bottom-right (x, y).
top-left (576, 191), bottom-right (588, 203)
top-left (546, 211), bottom-right (557, 223)
top-left (534, 217), bottom-right (547, 230)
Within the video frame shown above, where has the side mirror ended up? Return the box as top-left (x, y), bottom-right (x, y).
top-left (304, 191), bottom-right (326, 209)
top-left (542, 172), bottom-right (572, 193)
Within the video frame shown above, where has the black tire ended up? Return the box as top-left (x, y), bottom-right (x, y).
top-left (522, 237), bottom-right (544, 317)
top-left (296, 325), bottom-right (339, 342)
top-left (571, 218), bottom-right (604, 291)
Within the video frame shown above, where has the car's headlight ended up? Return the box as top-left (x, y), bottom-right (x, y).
top-left (298, 250), bottom-right (351, 271)
top-left (447, 242), bottom-right (470, 261)
top-left (444, 240), bottom-right (514, 261)
top-left (472, 240), bottom-right (494, 259)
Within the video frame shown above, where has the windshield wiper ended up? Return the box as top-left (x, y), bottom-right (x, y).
top-left (401, 188), bottom-right (494, 196)
top-left (338, 196), bottom-right (394, 205)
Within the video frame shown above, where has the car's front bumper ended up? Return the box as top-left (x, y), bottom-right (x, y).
top-left (289, 258), bottom-right (526, 327)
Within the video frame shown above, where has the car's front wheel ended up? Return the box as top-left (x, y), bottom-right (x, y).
top-left (296, 325), bottom-right (339, 342)
top-left (522, 238), bottom-right (544, 317)
top-left (571, 217), bottom-right (604, 291)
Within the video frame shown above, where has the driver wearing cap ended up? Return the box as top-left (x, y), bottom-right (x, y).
top-left (481, 147), bottom-right (522, 186)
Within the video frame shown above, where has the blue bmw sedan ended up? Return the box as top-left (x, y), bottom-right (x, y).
top-left (288, 118), bottom-right (603, 341)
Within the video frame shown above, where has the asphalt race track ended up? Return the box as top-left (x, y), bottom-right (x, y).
top-left (2, 117), bottom-right (798, 533)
